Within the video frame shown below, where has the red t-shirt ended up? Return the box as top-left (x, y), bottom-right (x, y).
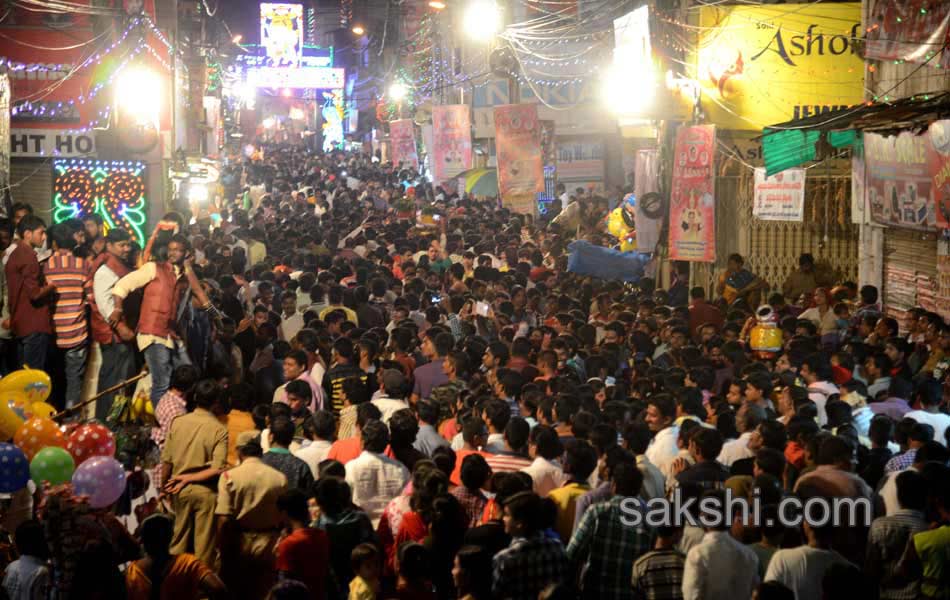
top-left (327, 437), bottom-right (362, 464)
top-left (450, 449), bottom-right (491, 486)
top-left (276, 528), bottom-right (330, 599)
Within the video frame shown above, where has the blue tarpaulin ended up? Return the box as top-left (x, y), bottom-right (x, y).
top-left (567, 240), bottom-right (650, 283)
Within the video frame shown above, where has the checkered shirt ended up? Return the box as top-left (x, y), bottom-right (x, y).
top-left (632, 549), bottom-right (686, 600)
top-left (492, 533), bottom-right (568, 600)
top-left (566, 495), bottom-right (655, 600)
top-left (884, 450), bottom-right (915, 474)
top-left (867, 509), bottom-right (928, 600)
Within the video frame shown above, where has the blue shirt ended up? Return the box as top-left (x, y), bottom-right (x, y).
top-left (413, 423), bottom-right (449, 457)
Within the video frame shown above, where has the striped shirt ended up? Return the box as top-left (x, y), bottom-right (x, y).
top-left (43, 250), bottom-right (88, 348)
top-left (632, 549), bottom-right (686, 600)
top-left (483, 450), bottom-right (533, 474)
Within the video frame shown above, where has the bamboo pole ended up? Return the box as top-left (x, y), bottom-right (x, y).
top-left (51, 370), bottom-right (148, 422)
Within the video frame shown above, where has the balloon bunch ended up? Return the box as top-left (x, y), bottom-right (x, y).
top-left (0, 368), bottom-right (126, 508)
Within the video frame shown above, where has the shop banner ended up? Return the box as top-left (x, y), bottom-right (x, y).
top-left (390, 119), bottom-right (418, 171)
top-left (696, 4), bottom-right (863, 130)
top-left (633, 149), bottom-right (662, 252)
top-left (866, 0), bottom-right (950, 69)
top-left (494, 104), bottom-right (544, 198)
top-left (431, 105), bottom-right (472, 186)
top-left (669, 125), bottom-right (716, 262)
top-left (865, 130), bottom-right (936, 230)
top-left (753, 167), bottom-right (805, 221)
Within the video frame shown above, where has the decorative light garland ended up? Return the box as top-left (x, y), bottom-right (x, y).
top-left (52, 159), bottom-right (148, 247)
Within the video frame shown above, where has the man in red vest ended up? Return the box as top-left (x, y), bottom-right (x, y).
top-left (87, 228), bottom-right (135, 420)
top-left (111, 233), bottom-right (191, 405)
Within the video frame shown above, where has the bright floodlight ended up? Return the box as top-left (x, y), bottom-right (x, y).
top-left (116, 67), bottom-right (162, 126)
top-left (429, 1), bottom-right (446, 9)
top-left (389, 81), bottom-right (409, 101)
top-left (603, 63), bottom-right (654, 115)
top-left (352, 25), bottom-right (365, 35)
top-left (237, 81), bottom-right (256, 108)
top-left (232, 34), bottom-right (243, 44)
top-left (262, 117), bottom-right (276, 129)
top-left (188, 184), bottom-right (208, 204)
top-left (465, 0), bottom-right (500, 41)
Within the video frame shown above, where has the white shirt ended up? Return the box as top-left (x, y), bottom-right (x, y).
top-left (345, 450), bottom-right (410, 528)
top-left (484, 432), bottom-right (506, 454)
top-left (371, 397), bottom-right (410, 424)
top-left (521, 456), bottom-right (564, 497)
top-left (879, 466), bottom-right (917, 516)
top-left (637, 454), bottom-right (666, 501)
top-left (93, 262), bottom-right (121, 319)
top-left (293, 439), bottom-right (332, 478)
top-left (904, 410), bottom-right (950, 446)
top-left (764, 545), bottom-right (851, 600)
top-left (279, 312), bottom-right (304, 342)
top-left (717, 431), bottom-right (754, 467)
top-left (682, 531), bottom-right (760, 600)
top-left (807, 381), bottom-right (839, 427)
top-left (646, 426), bottom-right (680, 478)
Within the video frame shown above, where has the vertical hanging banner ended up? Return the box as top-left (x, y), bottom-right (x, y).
top-left (633, 149), bottom-right (662, 252)
top-left (390, 119), bottom-right (419, 171)
top-left (669, 125), bottom-right (717, 262)
top-left (753, 167), bottom-right (805, 221)
top-left (432, 105), bottom-right (472, 186)
top-left (494, 104), bottom-right (544, 213)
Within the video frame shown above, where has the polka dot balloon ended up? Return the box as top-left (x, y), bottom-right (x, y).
top-left (0, 442), bottom-right (30, 493)
top-left (66, 423), bottom-right (116, 466)
top-left (71, 456), bottom-right (126, 509)
top-left (13, 418), bottom-right (67, 461)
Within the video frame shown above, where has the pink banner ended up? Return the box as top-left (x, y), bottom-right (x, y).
top-left (432, 105), bottom-right (472, 186)
top-left (494, 104), bottom-right (544, 198)
top-left (390, 119), bottom-right (418, 171)
top-left (669, 125), bottom-right (717, 262)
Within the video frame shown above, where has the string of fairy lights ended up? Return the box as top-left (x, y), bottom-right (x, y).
top-left (5, 14), bottom-right (172, 132)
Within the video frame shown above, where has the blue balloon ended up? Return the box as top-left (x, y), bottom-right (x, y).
top-left (0, 442), bottom-right (30, 493)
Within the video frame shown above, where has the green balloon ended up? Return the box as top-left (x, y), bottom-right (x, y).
top-left (30, 446), bottom-right (75, 486)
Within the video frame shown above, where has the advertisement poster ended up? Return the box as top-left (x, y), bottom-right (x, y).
top-left (431, 105), bottom-right (472, 186)
top-left (389, 119), bottom-right (418, 171)
top-left (633, 149), bottom-right (662, 252)
top-left (928, 120), bottom-right (950, 229)
top-left (696, 4), bottom-right (863, 130)
top-left (753, 167), bottom-right (805, 221)
top-left (669, 125), bottom-right (716, 262)
top-left (557, 140), bottom-right (605, 182)
top-left (494, 104), bottom-right (544, 199)
top-left (866, 0), bottom-right (950, 69)
top-left (865, 130), bottom-right (935, 230)
top-left (260, 3), bottom-right (303, 68)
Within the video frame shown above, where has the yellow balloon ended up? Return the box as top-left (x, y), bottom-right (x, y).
top-left (28, 402), bottom-right (56, 420)
top-left (0, 369), bottom-right (52, 404)
top-left (0, 393), bottom-right (24, 441)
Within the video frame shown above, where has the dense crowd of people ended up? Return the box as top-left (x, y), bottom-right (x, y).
top-left (0, 142), bottom-right (949, 600)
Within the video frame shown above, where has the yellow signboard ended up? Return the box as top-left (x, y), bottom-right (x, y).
top-left (696, 3), bottom-right (864, 131)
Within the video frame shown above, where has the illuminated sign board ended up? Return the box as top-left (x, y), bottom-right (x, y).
top-left (260, 3), bottom-right (304, 68)
top-left (238, 53), bottom-right (332, 69)
top-left (247, 66), bottom-right (345, 89)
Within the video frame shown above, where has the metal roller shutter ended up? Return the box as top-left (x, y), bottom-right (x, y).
top-left (9, 158), bottom-right (52, 222)
top-left (883, 228), bottom-right (937, 331)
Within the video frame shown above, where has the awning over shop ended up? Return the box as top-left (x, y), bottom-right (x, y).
top-left (760, 92), bottom-right (950, 175)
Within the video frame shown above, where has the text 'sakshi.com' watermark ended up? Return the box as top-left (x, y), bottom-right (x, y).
top-left (618, 489), bottom-right (873, 529)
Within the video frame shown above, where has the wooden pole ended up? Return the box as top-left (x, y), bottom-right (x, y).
top-left (51, 371), bottom-right (149, 423)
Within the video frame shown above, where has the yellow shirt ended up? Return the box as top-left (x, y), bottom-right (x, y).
top-left (548, 482), bottom-right (590, 542)
top-left (113, 261), bottom-right (183, 351)
top-left (348, 575), bottom-right (376, 600)
top-left (319, 304), bottom-right (359, 325)
top-left (914, 524), bottom-right (950, 599)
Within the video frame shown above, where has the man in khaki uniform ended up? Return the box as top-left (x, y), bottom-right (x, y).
top-left (160, 380), bottom-right (229, 566)
top-left (216, 430), bottom-right (288, 600)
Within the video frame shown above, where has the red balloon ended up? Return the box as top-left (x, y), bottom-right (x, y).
top-left (66, 424), bottom-right (115, 466)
